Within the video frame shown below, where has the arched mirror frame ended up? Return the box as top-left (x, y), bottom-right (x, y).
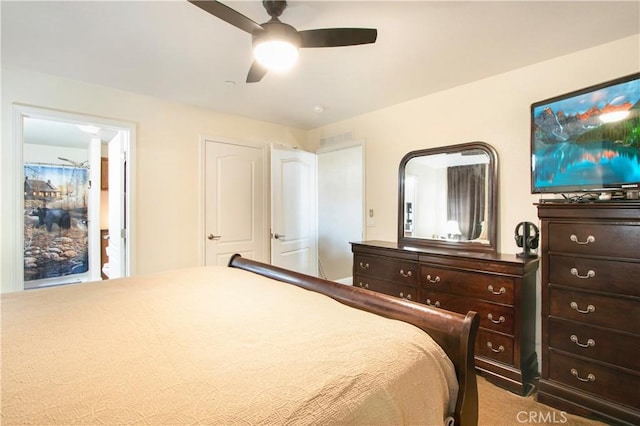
top-left (398, 141), bottom-right (499, 254)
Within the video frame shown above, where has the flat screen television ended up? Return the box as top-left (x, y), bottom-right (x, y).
top-left (531, 72), bottom-right (640, 197)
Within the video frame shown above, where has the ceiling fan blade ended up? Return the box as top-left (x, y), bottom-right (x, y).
top-left (246, 61), bottom-right (268, 83)
top-left (299, 28), bottom-right (377, 48)
top-left (188, 0), bottom-right (263, 34)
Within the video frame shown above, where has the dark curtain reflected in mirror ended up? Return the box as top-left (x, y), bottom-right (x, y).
top-left (447, 164), bottom-right (486, 240)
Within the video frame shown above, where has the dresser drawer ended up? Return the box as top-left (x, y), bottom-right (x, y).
top-left (549, 287), bottom-right (639, 334)
top-left (354, 254), bottom-right (418, 286)
top-left (548, 223), bottom-right (639, 258)
top-left (420, 265), bottom-right (514, 304)
top-left (549, 255), bottom-right (640, 297)
top-left (420, 291), bottom-right (514, 334)
top-left (549, 318), bottom-right (640, 371)
top-left (475, 328), bottom-right (513, 365)
top-left (548, 350), bottom-right (640, 409)
top-left (353, 275), bottom-right (417, 301)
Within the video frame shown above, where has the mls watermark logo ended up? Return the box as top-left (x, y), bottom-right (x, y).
top-left (517, 410), bottom-right (568, 423)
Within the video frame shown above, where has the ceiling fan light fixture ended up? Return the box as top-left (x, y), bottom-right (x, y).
top-left (252, 21), bottom-right (301, 73)
top-left (254, 39), bottom-right (299, 72)
top-left (188, 0), bottom-right (377, 83)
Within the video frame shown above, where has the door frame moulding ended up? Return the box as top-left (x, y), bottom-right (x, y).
top-left (7, 104), bottom-right (136, 292)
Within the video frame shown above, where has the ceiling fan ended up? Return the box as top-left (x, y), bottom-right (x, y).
top-left (188, 0), bottom-right (377, 83)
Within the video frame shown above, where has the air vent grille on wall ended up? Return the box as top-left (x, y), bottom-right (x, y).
top-left (319, 132), bottom-right (354, 150)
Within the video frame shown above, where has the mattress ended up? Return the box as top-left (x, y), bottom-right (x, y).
top-left (1, 266), bottom-right (458, 425)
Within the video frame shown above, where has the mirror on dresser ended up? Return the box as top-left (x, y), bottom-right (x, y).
top-left (398, 141), bottom-right (498, 254)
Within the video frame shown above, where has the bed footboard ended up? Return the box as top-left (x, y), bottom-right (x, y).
top-left (228, 254), bottom-right (480, 426)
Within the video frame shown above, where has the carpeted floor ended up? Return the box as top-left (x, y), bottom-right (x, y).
top-left (477, 375), bottom-right (607, 426)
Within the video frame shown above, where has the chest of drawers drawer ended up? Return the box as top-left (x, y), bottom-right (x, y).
top-left (548, 223), bottom-right (639, 258)
top-left (548, 318), bottom-right (639, 371)
top-left (353, 275), bottom-right (416, 301)
top-left (549, 287), bottom-right (639, 334)
top-left (420, 265), bottom-right (514, 305)
top-left (354, 254), bottom-right (418, 285)
top-left (548, 350), bottom-right (640, 410)
top-left (475, 328), bottom-right (513, 365)
top-left (420, 290), bottom-right (514, 335)
top-left (548, 255), bottom-right (640, 296)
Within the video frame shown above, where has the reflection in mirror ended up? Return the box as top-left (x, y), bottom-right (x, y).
top-left (398, 142), bottom-right (498, 253)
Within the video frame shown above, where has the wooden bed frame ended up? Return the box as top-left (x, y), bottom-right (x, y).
top-left (229, 254), bottom-right (480, 426)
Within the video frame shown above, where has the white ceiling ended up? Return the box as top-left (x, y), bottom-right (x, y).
top-left (23, 117), bottom-right (119, 148)
top-left (2, 1), bottom-right (639, 130)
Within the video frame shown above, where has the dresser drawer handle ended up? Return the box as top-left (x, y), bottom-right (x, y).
top-left (399, 269), bottom-right (413, 278)
top-left (570, 368), bottom-right (596, 383)
top-left (570, 301), bottom-right (595, 314)
top-left (487, 313), bottom-right (505, 324)
top-left (487, 285), bottom-right (506, 295)
top-left (399, 292), bottom-right (412, 300)
top-left (426, 298), bottom-right (440, 308)
top-left (425, 274), bottom-right (440, 284)
top-left (359, 262), bottom-right (370, 269)
top-left (357, 282), bottom-right (369, 289)
top-left (570, 234), bottom-right (595, 245)
top-left (570, 334), bottom-right (596, 348)
top-left (487, 342), bottom-right (505, 353)
top-left (570, 268), bottom-right (595, 279)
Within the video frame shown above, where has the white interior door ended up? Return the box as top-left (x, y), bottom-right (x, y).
top-left (204, 140), bottom-right (266, 266)
top-left (271, 145), bottom-right (318, 276)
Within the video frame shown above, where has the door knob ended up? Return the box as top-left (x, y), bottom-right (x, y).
top-left (207, 234), bottom-right (221, 240)
top-left (274, 233), bottom-right (285, 239)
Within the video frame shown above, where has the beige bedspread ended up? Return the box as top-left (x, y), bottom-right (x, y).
top-left (1, 266), bottom-right (458, 425)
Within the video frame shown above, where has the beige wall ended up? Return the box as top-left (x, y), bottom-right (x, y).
top-left (306, 35), bottom-right (640, 253)
top-left (1, 69), bottom-right (307, 292)
top-left (2, 35), bottom-right (638, 293)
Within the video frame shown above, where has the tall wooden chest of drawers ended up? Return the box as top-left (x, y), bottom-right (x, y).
top-left (537, 202), bottom-right (640, 425)
top-left (351, 240), bottom-right (539, 395)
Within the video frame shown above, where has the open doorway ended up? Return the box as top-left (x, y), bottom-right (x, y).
top-left (317, 141), bottom-right (364, 283)
top-left (12, 106), bottom-right (134, 291)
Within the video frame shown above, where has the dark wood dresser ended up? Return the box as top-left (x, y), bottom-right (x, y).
top-left (351, 240), bottom-right (539, 395)
top-left (537, 202), bottom-right (640, 425)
